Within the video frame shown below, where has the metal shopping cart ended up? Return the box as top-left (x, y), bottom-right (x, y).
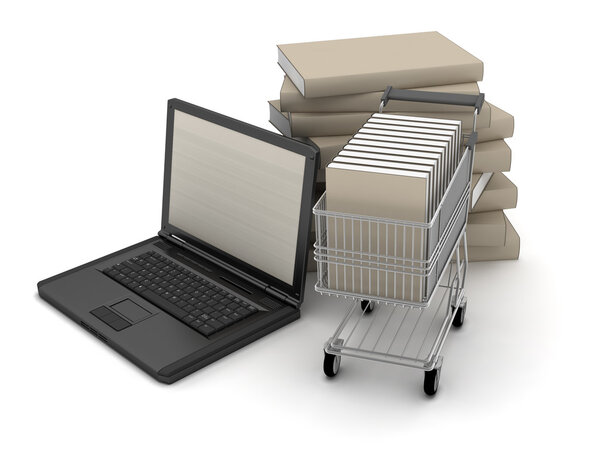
top-left (313, 88), bottom-right (485, 395)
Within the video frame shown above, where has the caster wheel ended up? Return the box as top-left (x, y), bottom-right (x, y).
top-left (452, 302), bottom-right (467, 328)
top-left (360, 300), bottom-right (374, 313)
top-left (323, 352), bottom-right (340, 377)
top-left (424, 367), bottom-right (441, 396)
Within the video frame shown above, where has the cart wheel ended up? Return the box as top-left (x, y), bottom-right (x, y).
top-left (424, 367), bottom-right (441, 396)
top-left (360, 300), bottom-right (374, 314)
top-left (452, 302), bottom-right (467, 328)
top-left (323, 352), bottom-right (340, 377)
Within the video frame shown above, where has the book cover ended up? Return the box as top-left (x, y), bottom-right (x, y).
top-left (337, 149), bottom-right (442, 211)
top-left (277, 32), bottom-right (484, 98)
top-left (468, 217), bottom-right (520, 261)
top-left (279, 76), bottom-right (481, 113)
top-left (268, 100), bottom-right (491, 137)
top-left (471, 172), bottom-right (518, 212)
top-left (477, 103), bottom-right (514, 142)
top-left (300, 135), bottom-right (511, 177)
top-left (467, 210), bottom-right (507, 247)
top-left (473, 140), bottom-right (512, 173)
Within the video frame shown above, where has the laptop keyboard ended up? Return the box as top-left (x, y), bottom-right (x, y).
top-left (102, 251), bottom-right (258, 336)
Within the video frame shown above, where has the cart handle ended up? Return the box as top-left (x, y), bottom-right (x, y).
top-left (466, 132), bottom-right (477, 151)
top-left (380, 87), bottom-right (485, 114)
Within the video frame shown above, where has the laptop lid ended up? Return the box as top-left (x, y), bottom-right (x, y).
top-left (160, 99), bottom-right (319, 307)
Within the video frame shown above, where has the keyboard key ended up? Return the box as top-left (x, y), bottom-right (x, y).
top-left (206, 318), bottom-right (225, 331)
top-left (196, 324), bottom-right (215, 336)
top-left (219, 316), bottom-right (233, 326)
top-left (190, 320), bottom-right (205, 329)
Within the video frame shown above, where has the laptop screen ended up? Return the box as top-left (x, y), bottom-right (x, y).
top-left (167, 109), bottom-right (306, 286)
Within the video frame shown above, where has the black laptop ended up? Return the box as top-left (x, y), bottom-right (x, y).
top-left (37, 99), bottom-right (319, 383)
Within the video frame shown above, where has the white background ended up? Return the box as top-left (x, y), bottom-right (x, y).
top-left (2, 1), bottom-right (598, 448)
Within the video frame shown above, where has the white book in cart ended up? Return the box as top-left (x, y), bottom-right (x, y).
top-left (363, 117), bottom-right (461, 180)
top-left (353, 127), bottom-right (453, 188)
top-left (371, 112), bottom-right (462, 170)
top-left (349, 132), bottom-right (451, 190)
top-left (341, 142), bottom-right (445, 210)
top-left (337, 148), bottom-right (442, 212)
top-left (325, 158), bottom-right (433, 301)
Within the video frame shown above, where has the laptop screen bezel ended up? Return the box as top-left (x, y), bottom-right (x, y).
top-left (160, 98), bottom-right (318, 307)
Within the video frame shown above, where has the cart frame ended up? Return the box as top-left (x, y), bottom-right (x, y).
top-left (314, 87), bottom-right (484, 395)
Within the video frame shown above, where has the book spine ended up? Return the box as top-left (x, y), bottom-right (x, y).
top-left (281, 82), bottom-right (482, 113)
top-left (287, 106), bottom-right (491, 137)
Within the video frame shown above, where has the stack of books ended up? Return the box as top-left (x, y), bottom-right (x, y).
top-left (268, 32), bottom-right (519, 265)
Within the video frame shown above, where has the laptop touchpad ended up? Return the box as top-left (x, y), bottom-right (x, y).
top-left (112, 299), bottom-right (152, 322)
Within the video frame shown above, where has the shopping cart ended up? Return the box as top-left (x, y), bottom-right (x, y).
top-left (313, 88), bottom-right (485, 395)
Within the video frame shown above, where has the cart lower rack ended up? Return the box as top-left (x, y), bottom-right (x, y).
top-left (313, 87), bottom-right (483, 395)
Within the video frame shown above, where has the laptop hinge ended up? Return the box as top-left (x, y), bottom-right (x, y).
top-left (159, 231), bottom-right (265, 288)
top-left (265, 286), bottom-right (296, 308)
top-left (161, 231), bottom-right (298, 308)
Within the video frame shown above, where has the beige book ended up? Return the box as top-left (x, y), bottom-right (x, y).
top-left (310, 136), bottom-right (511, 183)
top-left (467, 210), bottom-right (507, 247)
top-left (280, 76), bottom-right (481, 113)
top-left (277, 32), bottom-right (483, 98)
top-left (345, 140), bottom-right (447, 187)
top-left (471, 172), bottom-right (518, 213)
top-left (367, 113), bottom-right (461, 176)
top-left (327, 159), bottom-right (433, 221)
top-left (477, 104), bottom-right (514, 142)
top-left (337, 149), bottom-right (442, 211)
top-left (325, 161), bottom-right (431, 301)
top-left (473, 140), bottom-right (511, 173)
top-left (268, 100), bottom-right (491, 138)
top-left (468, 217), bottom-right (520, 261)
top-left (353, 129), bottom-right (451, 185)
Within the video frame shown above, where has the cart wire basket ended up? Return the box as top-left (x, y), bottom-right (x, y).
top-left (313, 87), bottom-right (484, 395)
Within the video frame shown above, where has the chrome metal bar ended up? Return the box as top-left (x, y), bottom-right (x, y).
top-left (328, 301), bottom-right (359, 345)
top-left (385, 306), bottom-right (411, 354)
top-left (343, 300), bottom-right (370, 346)
top-left (371, 304), bottom-right (399, 351)
top-left (399, 308), bottom-right (425, 357)
top-left (335, 345), bottom-right (434, 369)
top-left (357, 301), bottom-right (385, 349)
top-left (416, 289), bottom-right (447, 359)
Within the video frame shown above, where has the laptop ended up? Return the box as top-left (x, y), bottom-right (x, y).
top-left (37, 99), bottom-right (319, 384)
